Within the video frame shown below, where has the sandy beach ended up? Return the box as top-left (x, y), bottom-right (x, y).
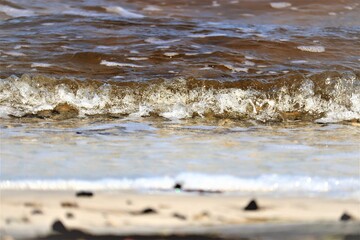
top-left (1, 190), bottom-right (359, 240)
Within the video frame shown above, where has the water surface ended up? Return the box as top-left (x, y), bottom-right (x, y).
top-left (0, 0), bottom-right (359, 198)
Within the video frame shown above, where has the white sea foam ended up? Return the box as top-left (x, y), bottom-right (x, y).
top-left (96, 46), bottom-right (119, 50)
top-left (145, 37), bottom-right (181, 45)
top-left (156, 46), bottom-right (170, 49)
top-left (240, 13), bottom-right (255, 17)
top-left (244, 61), bottom-right (255, 66)
top-left (188, 33), bottom-right (227, 38)
top-left (245, 56), bottom-right (257, 60)
top-left (127, 57), bottom-right (149, 61)
top-left (62, 9), bottom-right (104, 17)
top-left (291, 60), bottom-right (308, 64)
top-left (297, 46), bottom-right (326, 53)
top-left (0, 5), bottom-right (34, 18)
top-left (14, 45), bottom-right (29, 50)
top-left (31, 63), bottom-right (53, 68)
top-left (100, 60), bottom-right (143, 68)
top-left (212, 1), bottom-right (220, 7)
top-left (270, 2), bottom-right (292, 9)
top-left (164, 52), bottom-right (179, 57)
top-left (185, 53), bottom-right (199, 56)
top-left (105, 6), bottom-right (144, 18)
top-left (2, 51), bottom-right (26, 57)
top-left (224, 65), bottom-right (248, 73)
top-left (143, 5), bottom-right (162, 11)
top-left (0, 173), bottom-right (358, 198)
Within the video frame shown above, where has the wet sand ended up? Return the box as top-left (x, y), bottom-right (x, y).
top-left (0, 190), bottom-right (359, 240)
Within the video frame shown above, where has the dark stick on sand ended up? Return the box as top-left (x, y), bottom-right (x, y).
top-left (75, 191), bottom-right (94, 197)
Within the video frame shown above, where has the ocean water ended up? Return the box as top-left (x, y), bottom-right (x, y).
top-left (0, 0), bottom-right (359, 198)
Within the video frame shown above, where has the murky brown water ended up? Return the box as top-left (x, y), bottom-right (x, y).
top-left (1, 0), bottom-right (359, 122)
top-left (0, 1), bottom-right (359, 197)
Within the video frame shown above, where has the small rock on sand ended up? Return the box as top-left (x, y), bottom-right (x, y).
top-left (31, 209), bottom-right (43, 215)
top-left (66, 212), bottom-right (74, 219)
top-left (244, 199), bottom-right (259, 211)
top-left (173, 183), bottom-right (182, 191)
top-left (61, 202), bottom-right (78, 208)
top-left (52, 220), bottom-right (68, 233)
top-left (141, 208), bottom-right (157, 214)
top-left (76, 191), bottom-right (94, 197)
top-left (173, 212), bottom-right (187, 220)
top-left (340, 212), bottom-right (353, 221)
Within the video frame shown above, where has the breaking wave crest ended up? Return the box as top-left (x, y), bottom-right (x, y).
top-left (0, 72), bottom-right (359, 123)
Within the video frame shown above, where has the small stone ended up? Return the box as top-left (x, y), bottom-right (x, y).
top-left (173, 213), bottom-right (187, 220)
top-left (31, 209), bottom-right (43, 215)
top-left (61, 202), bottom-right (78, 208)
top-left (75, 191), bottom-right (94, 197)
top-left (52, 220), bottom-right (68, 233)
top-left (24, 202), bottom-right (37, 207)
top-left (174, 183), bottom-right (182, 190)
top-left (340, 212), bottom-right (353, 221)
top-left (244, 199), bottom-right (259, 211)
top-left (66, 212), bottom-right (74, 219)
top-left (141, 208), bottom-right (157, 214)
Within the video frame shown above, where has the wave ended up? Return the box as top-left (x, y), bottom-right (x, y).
top-left (1, 173), bottom-right (359, 198)
top-left (0, 72), bottom-right (359, 123)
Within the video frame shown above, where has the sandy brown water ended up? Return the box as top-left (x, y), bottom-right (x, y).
top-left (0, 0), bottom-right (359, 198)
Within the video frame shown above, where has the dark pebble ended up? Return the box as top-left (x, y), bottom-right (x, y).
top-left (61, 202), bottom-right (78, 208)
top-left (340, 212), bottom-right (353, 221)
top-left (174, 183), bottom-right (182, 190)
top-left (31, 209), bottom-right (43, 215)
top-left (75, 191), bottom-right (94, 197)
top-left (66, 212), bottom-right (74, 219)
top-left (52, 220), bottom-right (68, 233)
top-left (141, 208), bottom-right (157, 214)
top-left (243, 199), bottom-right (259, 211)
top-left (24, 202), bottom-right (36, 207)
top-left (76, 131), bottom-right (82, 134)
top-left (173, 213), bottom-right (187, 220)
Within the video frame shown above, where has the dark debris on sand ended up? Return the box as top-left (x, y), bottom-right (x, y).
top-left (75, 191), bottom-right (94, 197)
top-left (131, 207), bottom-right (158, 215)
top-left (340, 212), bottom-right (354, 221)
top-left (243, 199), bottom-right (259, 211)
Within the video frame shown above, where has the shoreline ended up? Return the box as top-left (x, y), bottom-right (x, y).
top-left (1, 190), bottom-right (359, 240)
